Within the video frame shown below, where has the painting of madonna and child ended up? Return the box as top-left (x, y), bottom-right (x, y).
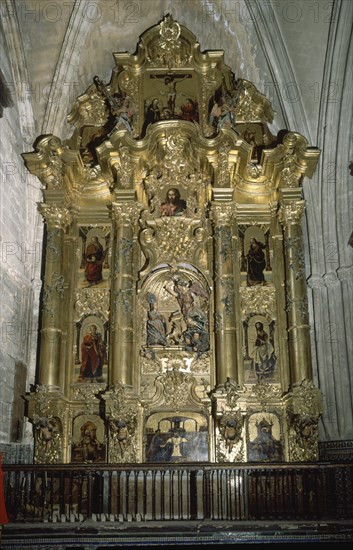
top-left (77, 227), bottom-right (110, 288)
top-left (239, 226), bottom-right (271, 287)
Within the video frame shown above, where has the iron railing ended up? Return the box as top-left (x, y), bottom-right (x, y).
top-left (3, 463), bottom-right (353, 524)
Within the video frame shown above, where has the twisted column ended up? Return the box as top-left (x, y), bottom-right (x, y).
top-left (210, 204), bottom-right (238, 385)
top-left (110, 203), bottom-right (140, 387)
top-left (278, 200), bottom-right (312, 385)
top-left (37, 204), bottom-right (72, 389)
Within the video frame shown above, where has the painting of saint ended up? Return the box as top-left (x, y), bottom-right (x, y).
top-left (84, 235), bottom-right (106, 286)
top-left (78, 324), bottom-right (107, 382)
top-left (160, 188), bottom-right (187, 217)
top-left (248, 416), bottom-right (283, 462)
top-left (246, 237), bottom-right (267, 285)
top-left (250, 321), bottom-right (276, 380)
top-left (72, 420), bottom-right (105, 463)
top-left (142, 98), bottom-right (161, 135)
top-left (180, 98), bottom-right (198, 122)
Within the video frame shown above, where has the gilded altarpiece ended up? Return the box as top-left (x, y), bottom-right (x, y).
top-left (23, 16), bottom-right (322, 465)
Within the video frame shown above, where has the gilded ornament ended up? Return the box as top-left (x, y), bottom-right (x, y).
top-left (210, 204), bottom-right (234, 226)
top-left (240, 286), bottom-right (276, 316)
top-left (278, 201), bottom-right (306, 227)
top-left (217, 410), bottom-right (244, 462)
top-left (23, 17), bottom-right (323, 465)
top-left (74, 288), bottom-right (110, 320)
top-left (38, 204), bottom-right (73, 228)
top-left (144, 15), bottom-right (191, 68)
top-left (159, 367), bottom-right (191, 409)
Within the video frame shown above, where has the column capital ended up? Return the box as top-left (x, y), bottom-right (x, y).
top-left (38, 203), bottom-right (73, 228)
top-left (278, 200), bottom-right (305, 228)
top-left (210, 203), bottom-right (235, 226)
top-left (110, 202), bottom-right (142, 225)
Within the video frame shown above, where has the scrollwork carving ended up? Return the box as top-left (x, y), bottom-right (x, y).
top-left (240, 286), bottom-right (276, 316)
top-left (75, 289), bottom-right (110, 320)
top-left (250, 381), bottom-right (282, 409)
top-left (110, 202), bottom-right (142, 225)
top-left (43, 273), bottom-right (65, 317)
top-left (104, 382), bottom-right (138, 463)
top-left (160, 367), bottom-right (190, 409)
top-left (144, 15), bottom-right (192, 68)
top-left (34, 416), bottom-right (63, 464)
top-left (288, 413), bottom-right (319, 461)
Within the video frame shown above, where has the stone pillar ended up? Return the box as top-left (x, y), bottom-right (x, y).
top-left (210, 203), bottom-right (238, 385)
top-left (110, 202), bottom-right (140, 387)
top-left (38, 204), bottom-right (72, 389)
top-left (278, 199), bottom-right (312, 386)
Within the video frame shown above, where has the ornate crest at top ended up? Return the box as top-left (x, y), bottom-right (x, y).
top-left (143, 15), bottom-right (192, 69)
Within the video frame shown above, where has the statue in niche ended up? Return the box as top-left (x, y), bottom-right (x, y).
top-left (246, 237), bottom-right (267, 285)
top-left (250, 321), bottom-right (276, 380)
top-left (93, 75), bottom-right (135, 135)
top-left (146, 293), bottom-right (168, 346)
top-left (248, 417), bottom-right (283, 462)
top-left (160, 187), bottom-right (187, 217)
top-left (209, 90), bottom-right (237, 132)
top-left (108, 96), bottom-right (136, 135)
top-left (78, 323), bottom-right (107, 382)
top-left (164, 275), bottom-right (208, 316)
top-left (84, 235), bottom-right (106, 286)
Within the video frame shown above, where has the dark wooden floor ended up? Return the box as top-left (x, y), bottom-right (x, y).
top-left (2, 519), bottom-right (353, 547)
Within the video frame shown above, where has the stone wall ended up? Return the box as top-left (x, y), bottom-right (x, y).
top-left (0, 11), bottom-right (43, 445)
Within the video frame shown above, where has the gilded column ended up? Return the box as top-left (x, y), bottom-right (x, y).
top-left (278, 200), bottom-right (312, 385)
top-left (38, 204), bottom-right (72, 389)
top-left (210, 203), bottom-right (238, 385)
top-left (110, 202), bottom-right (140, 387)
